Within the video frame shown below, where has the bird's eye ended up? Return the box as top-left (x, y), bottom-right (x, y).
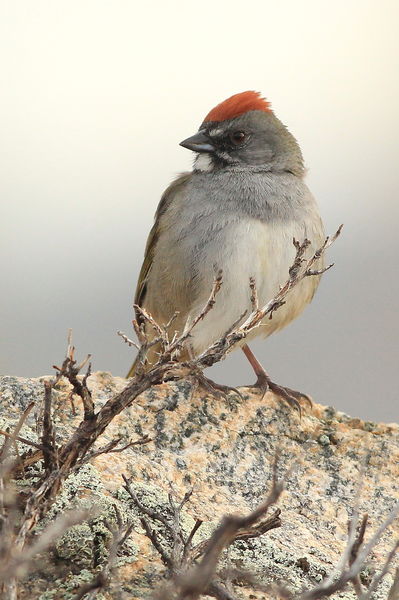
top-left (229, 131), bottom-right (247, 145)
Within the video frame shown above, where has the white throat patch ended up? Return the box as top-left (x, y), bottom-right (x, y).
top-left (194, 153), bottom-right (214, 172)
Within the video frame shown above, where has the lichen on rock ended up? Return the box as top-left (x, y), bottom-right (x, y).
top-left (0, 373), bottom-right (398, 599)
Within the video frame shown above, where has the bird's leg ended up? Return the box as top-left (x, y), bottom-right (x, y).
top-left (187, 344), bottom-right (243, 400)
top-left (242, 344), bottom-right (312, 413)
top-left (193, 371), bottom-right (244, 400)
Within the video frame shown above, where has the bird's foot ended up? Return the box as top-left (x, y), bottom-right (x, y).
top-left (250, 373), bottom-right (312, 416)
top-left (190, 372), bottom-right (244, 400)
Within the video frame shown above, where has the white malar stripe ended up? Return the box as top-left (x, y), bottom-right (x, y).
top-left (194, 153), bottom-right (214, 172)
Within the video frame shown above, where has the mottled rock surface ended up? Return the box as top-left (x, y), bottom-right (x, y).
top-left (0, 373), bottom-right (398, 599)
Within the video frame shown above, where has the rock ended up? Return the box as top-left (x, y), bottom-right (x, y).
top-left (0, 373), bottom-right (398, 599)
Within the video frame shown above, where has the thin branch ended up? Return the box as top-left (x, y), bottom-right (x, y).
top-left (361, 540), bottom-right (399, 600)
top-left (0, 509), bottom-right (91, 582)
top-left (233, 508), bottom-right (282, 541)
top-left (207, 579), bottom-right (239, 600)
top-left (167, 270), bottom-right (223, 357)
top-left (388, 568), bottom-right (399, 600)
top-left (182, 519), bottom-right (203, 562)
top-left (164, 311), bottom-right (180, 330)
top-left (0, 402), bottom-right (35, 463)
top-left (181, 478), bottom-right (284, 598)
top-left (145, 457), bottom-right (288, 600)
top-left (122, 474), bottom-right (171, 531)
top-left (297, 501), bottom-right (399, 600)
top-left (140, 516), bottom-right (173, 570)
top-left (117, 330), bottom-right (140, 350)
top-left (0, 431), bottom-right (47, 454)
top-left (192, 226), bottom-right (343, 371)
top-left (69, 362), bottom-right (94, 421)
top-left (77, 435), bottom-right (151, 466)
top-left (134, 305), bottom-right (166, 341)
top-left (249, 277), bottom-right (259, 313)
top-left (42, 381), bottom-right (58, 475)
top-left (0, 229), bottom-right (341, 594)
top-left (350, 513), bottom-right (368, 597)
top-left (73, 506), bottom-right (134, 600)
top-left (132, 318), bottom-right (147, 345)
top-left (352, 502), bottom-right (399, 579)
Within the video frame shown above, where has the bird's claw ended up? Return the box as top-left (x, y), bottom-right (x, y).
top-left (249, 373), bottom-right (312, 416)
top-left (191, 373), bottom-right (244, 401)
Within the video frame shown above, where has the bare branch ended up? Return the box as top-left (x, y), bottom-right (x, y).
top-left (388, 568), bottom-right (399, 600)
top-left (122, 474), bottom-right (172, 531)
top-left (42, 381), bottom-right (58, 475)
top-left (182, 519), bottom-right (203, 562)
top-left (73, 506), bottom-right (134, 600)
top-left (132, 318), bottom-right (147, 345)
top-left (349, 513), bottom-right (368, 597)
top-left (297, 501), bottom-right (399, 600)
top-left (134, 305), bottom-right (166, 341)
top-left (169, 269), bottom-right (223, 356)
top-left (0, 431), bottom-right (45, 454)
top-left (0, 402), bottom-right (35, 463)
top-left (117, 330), bottom-right (140, 350)
top-left (180, 467), bottom-right (285, 599)
top-left (361, 540), bottom-right (399, 600)
top-left (306, 263), bottom-right (334, 276)
top-left (233, 508), bottom-right (282, 542)
top-left (189, 226), bottom-right (343, 371)
top-left (134, 456), bottom-right (287, 600)
top-left (140, 516), bottom-right (173, 570)
top-left (0, 509), bottom-right (91, 582)
top-left (77, 435), bottom-right (151, 466)
top-left (164, 311), bottom-right (180, 330)
top-left (249, 277), bottom-right (259, 312)
top-left (0, 230), bottom-right (342, 598)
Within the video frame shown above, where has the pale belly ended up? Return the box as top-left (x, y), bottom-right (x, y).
top-left (185, 217), bottom-right (323, 354)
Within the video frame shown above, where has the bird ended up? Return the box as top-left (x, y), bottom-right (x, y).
top-left (127, 91), bottom-right (325, 409)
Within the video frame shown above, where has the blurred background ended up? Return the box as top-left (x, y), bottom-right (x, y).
top-left (1, 1), bottom-right (398, 421)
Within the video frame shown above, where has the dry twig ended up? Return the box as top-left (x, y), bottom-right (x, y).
top-left (296, 502), bottom-right (399, 600)
top-left (123, 456), bottom-right (285, 600)
top-left (0, 229), bottom-right (342, 598)
top-left (73, 505), bottom-right (134, 600)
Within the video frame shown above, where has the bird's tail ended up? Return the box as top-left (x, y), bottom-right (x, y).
top-left (126, 343), bottom-right (191, 379)
top-left (126, 342), bottom-right (162, 378)
top-left (126, 357), bottom-right (139, 379)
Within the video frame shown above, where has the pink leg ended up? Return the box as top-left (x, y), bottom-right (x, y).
top-left (242, 344), bottom-right (269, 384)
top-left (242, 344), bottom-right (312, 414)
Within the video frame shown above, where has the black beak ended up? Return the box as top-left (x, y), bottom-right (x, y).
top-left (179, 129), bottom-right (215, 153)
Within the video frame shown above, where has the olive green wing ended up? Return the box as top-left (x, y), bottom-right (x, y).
top-left (134, 172), bottom-right (191, 315)
top-left (127, 172), bottom-right (191, 378)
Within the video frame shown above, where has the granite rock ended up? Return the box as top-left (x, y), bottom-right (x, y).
top-left (0, 373), bottom-right (398, 599)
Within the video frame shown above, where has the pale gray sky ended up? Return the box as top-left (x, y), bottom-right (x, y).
top-left (1, 0), bottom-right (398, 421)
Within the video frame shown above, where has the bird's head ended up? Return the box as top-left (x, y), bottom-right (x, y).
top-left (180, 91), bottom-right (304, 176)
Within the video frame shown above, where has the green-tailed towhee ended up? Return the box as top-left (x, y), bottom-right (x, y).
top-left (128, 91), bottom-right (325, 409)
